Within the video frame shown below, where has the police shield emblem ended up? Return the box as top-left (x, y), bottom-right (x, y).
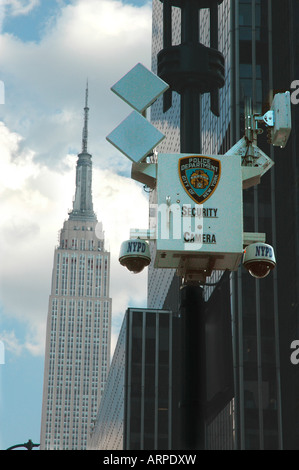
top-left (179, 155), bottom-right (221, 204)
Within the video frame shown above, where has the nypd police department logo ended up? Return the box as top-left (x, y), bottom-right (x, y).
top-left (179, 155), bottom-right (221, 204)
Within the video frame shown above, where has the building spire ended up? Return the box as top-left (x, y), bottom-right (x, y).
top-left (82, 79), bottom-right (89, 153)
top-left (68, 83), bottom-right (96, 222)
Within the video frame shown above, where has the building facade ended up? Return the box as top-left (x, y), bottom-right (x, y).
top-left (87, 0), bottom-right (299, 451)
top-left (88, 315), bottom-right (126, 450)
top-left (149, 0), bottom-right (299, 450)
top-left (40, 89), bottom-right (112, 450)
top-left (270, 0), bottom-right (299, 450)
top-left (88, 308), bottom-right (180, 450)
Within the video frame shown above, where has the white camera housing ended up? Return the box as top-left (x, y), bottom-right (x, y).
top-left (271, 91), bottom-right (292, 148)
top-left (243, 242), bottom-right (276, 279)
top-left (119, 239), bottom-right (151, 273)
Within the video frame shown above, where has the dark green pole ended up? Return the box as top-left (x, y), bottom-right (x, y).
top-left (6, 439), bottom-right (40, 450)
top-left (179, 284), bottom-right (206, 450)
top-left (157, 0), bottom-right (225, 450)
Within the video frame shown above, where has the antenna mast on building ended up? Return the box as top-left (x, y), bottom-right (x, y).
top-left (82, 80), bottom-right (89, 153)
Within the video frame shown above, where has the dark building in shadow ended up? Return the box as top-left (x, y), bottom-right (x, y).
top-left (89, 0), bottom-right (299, 451)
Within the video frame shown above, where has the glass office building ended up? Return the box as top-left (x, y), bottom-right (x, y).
top-left (88, 318), bottom-right (126, 450)
top-left (88, 308), bottom-right (180, 450)
top-left (90, 0), bottom-right (299, 450)
top-left (149, 0), bottom-right (299, 449)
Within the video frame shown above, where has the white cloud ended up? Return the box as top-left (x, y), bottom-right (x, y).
top-left (0, 122), bottom-right (73, 346)
top-left (0, 330), bottom-right (23, 356)
top-left (0, 120), bottom-right (149, 356)
top-left (0, 0), bottom-right (40, 31)
top-left (0, 0), bottom-right (153, 358)
top-left (4, 0), bottom-right (39, 16)
top-left (0, 0), bottom-right (152, 169)
top-left (0, 324), bottom-right (46, 359)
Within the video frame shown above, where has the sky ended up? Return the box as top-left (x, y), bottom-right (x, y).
top-left (0, 0), bottom-right (153, 450)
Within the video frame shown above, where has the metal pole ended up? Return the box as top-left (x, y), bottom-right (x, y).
top-left (157, 0), bottom-right (225, 450)
top-left (180, 0), bottom-right (201, 154)
top-left (179, 284), bottom-right (205, 450)
top-left (179, 2), bottom-right (203, 450)
top-left (6, 439), bottom-right (40, 450)
top-left (162, 0), bottom-right (172, 112)
top-left (180, 88), bottom-right (201, 154)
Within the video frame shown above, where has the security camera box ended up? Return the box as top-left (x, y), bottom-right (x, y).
top-left (271, 92), bottom-right (292, 148)
top-left (152, 153), bottom-right (243, 271)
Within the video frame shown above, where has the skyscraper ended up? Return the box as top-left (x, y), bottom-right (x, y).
top-left (149, 0), bottom-right (299, 450)
top-left (87, 0), bottom-right (299, 450)
top-left (40, 87), bottom-right (112, 450)
top-left (88, 307), bottom-right (180, 450)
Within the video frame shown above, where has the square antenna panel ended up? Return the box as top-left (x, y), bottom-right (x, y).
top-left (111, 63), bottom-right (169, 113)
top-left (106, 111), bottom-right (165, 163)
top-left (271, 91), bottom-right (292, 148)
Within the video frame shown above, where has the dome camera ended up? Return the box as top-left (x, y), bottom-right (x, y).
top-left (119, 239), bottom-right (151, 274)
top-left (243, 242), bottom-right (276, 279)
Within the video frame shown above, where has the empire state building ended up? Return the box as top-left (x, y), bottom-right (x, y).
top-left (40, 87), bottom-right (112, 450)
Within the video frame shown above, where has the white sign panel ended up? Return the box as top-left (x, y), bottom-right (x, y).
top-left (152, 153), bottom-right (243, 272)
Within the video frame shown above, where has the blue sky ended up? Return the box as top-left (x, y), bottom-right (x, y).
top-left (0, 0), bottom-right (152, 450)
top-left (2, 1), bottom-right (64, 41)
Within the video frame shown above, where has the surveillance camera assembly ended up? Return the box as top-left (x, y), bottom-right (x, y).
top-left (243, 242), bottom-right (276, 279)
top-left (119, 239), bottom-right (151, 274)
